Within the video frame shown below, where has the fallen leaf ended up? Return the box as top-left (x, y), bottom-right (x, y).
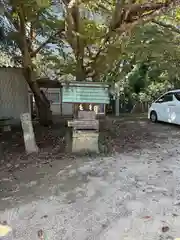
top-left (162, 226), bottom-right (169, 233)
top-left (41, 215), bottom-right (48, 219)
top-left (0, 224), bottom-right (12, 237)
top-left (37, 229), bottom-right (44, 239)
top-left (142, 216), bottom-right (151, 219)
top-left (172, 213), bottom-right (179, 217)
top-left (1, 221), bottom-right (7, 225)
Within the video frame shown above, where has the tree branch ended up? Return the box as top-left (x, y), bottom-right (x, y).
top-left (86, 46), bottom-right (93, 57)
top-left (152, 19), bottom-right (180, 35)
top-left (30, 25), bottom-right (65, 58)
top-left (85, 0), bottom-right (177, 75)
top-left (63, 0), bottom-right (85, 80)
top-left (18, 4), bottom-right (29, 66)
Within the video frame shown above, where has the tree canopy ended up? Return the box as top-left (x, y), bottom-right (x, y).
top-left (0, 0), bottom-right (179, 78)
top-left (115, 20), bottom-right (180, 102)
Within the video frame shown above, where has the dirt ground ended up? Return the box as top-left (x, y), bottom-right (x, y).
top-left (1, 116), bottom-right (180, 239)
top-left (0, 115), bottom-right (170, 171)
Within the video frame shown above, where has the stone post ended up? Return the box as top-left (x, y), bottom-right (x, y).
top-left (20, 113), bottom-right (39, 154)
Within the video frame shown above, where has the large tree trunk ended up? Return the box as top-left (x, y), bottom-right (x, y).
top-left (23, 66), bottom-right (53, 126)
top-left (76, 57), bottom-right (86, 81)
top-left (18, 4), bottom-right (53, 127)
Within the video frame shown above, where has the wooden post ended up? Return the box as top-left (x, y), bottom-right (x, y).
top-left (20, 113), bottom-right (39, 154)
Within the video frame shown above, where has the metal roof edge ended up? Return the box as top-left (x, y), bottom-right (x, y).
top-left (61, 81), bottom-right (109, 87)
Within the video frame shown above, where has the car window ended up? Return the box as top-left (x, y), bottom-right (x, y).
top-left (163, 93), bottom-right (173, 102)
top-left (156, 93), bottom-right (173, 103)
top-left (174, 92), bottom-right (180, 101)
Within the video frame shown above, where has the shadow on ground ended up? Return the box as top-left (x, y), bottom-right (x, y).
top-left (0, 116), bottom-right (179, 172)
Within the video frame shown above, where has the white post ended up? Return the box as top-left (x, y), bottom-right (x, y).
top-left (115, 93), bottom-right (120, 117)
top-left (20, 113), bottom-right (39, 154)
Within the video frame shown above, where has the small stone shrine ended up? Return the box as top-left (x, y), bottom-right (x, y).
top-left (62, 82), bottom-right (110, 153)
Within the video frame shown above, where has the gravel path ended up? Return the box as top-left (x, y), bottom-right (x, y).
top-left (0, 119), bottom-right (180, 239)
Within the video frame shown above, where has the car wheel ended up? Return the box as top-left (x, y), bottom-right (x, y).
top-left (150, 111), bottom-right (158, 123)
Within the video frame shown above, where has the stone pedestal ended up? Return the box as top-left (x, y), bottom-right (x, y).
top-left (72, 130), bottom-right (99, 153)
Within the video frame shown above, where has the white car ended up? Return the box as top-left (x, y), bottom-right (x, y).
top-left (148, 89), bottom-right (180, 124)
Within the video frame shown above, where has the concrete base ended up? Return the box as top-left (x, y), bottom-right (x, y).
top-left (72, 130), bottom-right (99, 153)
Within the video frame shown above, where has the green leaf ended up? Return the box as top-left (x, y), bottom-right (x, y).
top-left (36, 0), bottom-right (50, 8)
